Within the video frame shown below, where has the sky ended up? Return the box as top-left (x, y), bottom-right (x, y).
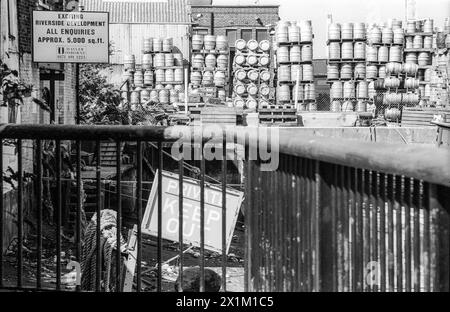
top-left (213, 0), bottom-right (450, 58)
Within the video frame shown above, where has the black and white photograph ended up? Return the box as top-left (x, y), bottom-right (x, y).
top-left (0, 0), bottom-right (449, 305)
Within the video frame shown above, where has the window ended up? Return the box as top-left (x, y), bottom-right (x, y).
top-left (241, 29), bottom-right (252, 42)
top-left (194, 28), bottom-right (209, 36)
top-left (226, 29), bottom-right (237, 47)
top-left (256, 29), bottom-right (268, 42)
top-left (7, 0), bottom-right (17, 40)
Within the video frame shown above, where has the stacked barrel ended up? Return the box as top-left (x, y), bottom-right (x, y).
top-left (382, 61), bottom-right (420, 117)
top-left (232, 38), bottom-right (274, 110)
top-left (190, 34), bottom-right (230, 102)
top-left (274, 21), bottom-right (316, 111)
top-left (327, 22), bottom-right (369, 112)
top-left (365, 22), bottom-right (408, 114)
top-left (121, 37), bottom-right (185, 107)
top-left (327, 23), bottom-right (368, 112)
top-left (404, 19), bottom-right (435, 105)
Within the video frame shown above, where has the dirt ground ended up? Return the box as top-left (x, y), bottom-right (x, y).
top-left (1, 216), bottom-right (245, 292)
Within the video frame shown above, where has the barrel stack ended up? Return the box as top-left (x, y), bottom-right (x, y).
top-left (326, 22), bottom-right (369, 112)
top-left (404, 19), bottom-right (436, 106)
top-left (274, 21), bottom-right (316, 115)
top-left (190, 34), bottom-right (230, 104)
top-left (232, 38), bottom-right (274, 112)
top-left (122, 37), bottom-right (185, 109)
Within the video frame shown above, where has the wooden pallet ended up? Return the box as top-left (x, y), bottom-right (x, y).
top-left (258, 109), bottom-right (297, 125)
top-left (401, 107), bottom-right (450, 127)
top-left (200, 107), bottom-right (238, 125)
top-left (100, 141), bottom-right (124, 167)
top-left (259, 104), bottom-right (294, 109)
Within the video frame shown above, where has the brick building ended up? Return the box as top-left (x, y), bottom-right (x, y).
top-left (190, 0), bottom-right (280, 47)
top-left (1, 0), bottom-right (78, 172)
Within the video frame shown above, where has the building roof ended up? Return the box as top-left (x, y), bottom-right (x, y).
top-left (79, 0), bottom-right (190, 24)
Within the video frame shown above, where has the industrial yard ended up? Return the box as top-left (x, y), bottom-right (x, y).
top-left (1, 0), bottom-right (449, 297)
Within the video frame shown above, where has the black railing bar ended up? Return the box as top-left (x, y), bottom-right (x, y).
top-left (2, 124), bottom-right (450, 188)
top-left (405, 178), bottom-right (413, 292)
top-left (36, 140), bottom-right (43, 290)
top-left (380, 173), bottom-right (387, 292)
top-left (413, 180), bottom-right (421, 292)
top-left (0, 124), bottom-right (169, 141)
top-left (387, 175), bottom-right (395, 292)
top-left (55, 141), bottom-right (62, 291)
top-left (397, 176), bottom-right (405, 291)
top-left (221, 132), bottom-right (227, 292)
top-left (17, 139), bottom-right (23, 288)
top-left (244, 158), bottom-right (252, 292)
top-left (116, 140), bottom-right (122, 292)
top-left (7, 124), bottom-right (447, 186)
top-left (200, 141), bottom-right (206, 292)
top-left (157, 142), bottom-right (163, 292)
top-left (0, 139), bottom-right (3, 287)
top-left (178, 157), bottom-right (184, 292)
top-left (95, 141), bottom-right (101, 292)
top-left (422, 182), bottom-right (430, 292)
top-left (136, 141), bottom-right (143, 292)
top-left (75, 140), bottom-right (82, 293)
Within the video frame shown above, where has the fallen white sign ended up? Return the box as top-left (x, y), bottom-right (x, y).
top-left (142, 170), bottom-right (243, 253)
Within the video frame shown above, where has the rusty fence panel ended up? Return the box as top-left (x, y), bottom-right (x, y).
top-left (245, 153), bottom-right (450, 292)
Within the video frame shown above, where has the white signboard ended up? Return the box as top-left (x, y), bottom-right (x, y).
top-left (32, 11), bottom-right (109, 63)
top-left (142, 170), bottom-right (244, 253)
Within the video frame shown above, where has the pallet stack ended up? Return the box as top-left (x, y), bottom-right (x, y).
top-left (121, 37), bottom-right (185, 108)
top-left (190, 34), bottom-right (230, 104)
top-left (232, 38), bottom-right (275, 112)
top-left (327, 22), bottom-right (368, 112)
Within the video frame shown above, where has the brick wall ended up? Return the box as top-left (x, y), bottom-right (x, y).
top-left (192, 6), bottom-right (280, 36)
top-left (63, 63), bottom-right (77, 125)
top-left (17, 0), bottom-right (33, 53)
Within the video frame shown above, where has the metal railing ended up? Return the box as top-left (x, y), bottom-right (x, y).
top-left (0, 124), bottom-right (231, 292)
top-left (1, 124), bottom-right (449, 292)
top-left (244, 130), bottom-right (450, 292)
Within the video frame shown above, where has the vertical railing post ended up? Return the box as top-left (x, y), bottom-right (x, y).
top-left (0, 140), bottom-right (3, 288)
top-left (318, 161), bottom-right (335, 292)
top-left (429, 184), bottom-right (450, 292)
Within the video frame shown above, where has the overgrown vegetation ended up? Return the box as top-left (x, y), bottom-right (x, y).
top-left (79, 64), bottom-right (168, 126)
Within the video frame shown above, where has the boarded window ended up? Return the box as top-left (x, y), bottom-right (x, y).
top-left (241, 29), bottom-right (252, 42)
top-left (226, 29), bottom-right (237, 47)
top-left (256, 29), bottom-right (268, 42)
top-left (195, 28), bottom-right (209, 36)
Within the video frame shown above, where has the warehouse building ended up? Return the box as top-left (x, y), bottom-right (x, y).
top-left (190, 0), bottom-right (280, 47)
top-left (80, 0), bottom-right (191, 85)
top-left (1, 0), bottom-right (78, 173)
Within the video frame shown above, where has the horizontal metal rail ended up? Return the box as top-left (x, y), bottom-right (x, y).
top-left (2, 124), bottom-right (450, 186)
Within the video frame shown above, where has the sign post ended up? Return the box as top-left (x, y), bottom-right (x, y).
top-left (142, 170), bottom-right (244, 254)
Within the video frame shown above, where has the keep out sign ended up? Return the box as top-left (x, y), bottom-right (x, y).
top-left (142, 170), bottom-right (244, 253)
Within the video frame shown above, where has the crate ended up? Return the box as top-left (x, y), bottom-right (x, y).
top-left (200, 107), bottom-right (238, 125)
top-left (401, 107), bottom-right (450, 127)
top-left (258, 108), bottom-right (298, 125)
